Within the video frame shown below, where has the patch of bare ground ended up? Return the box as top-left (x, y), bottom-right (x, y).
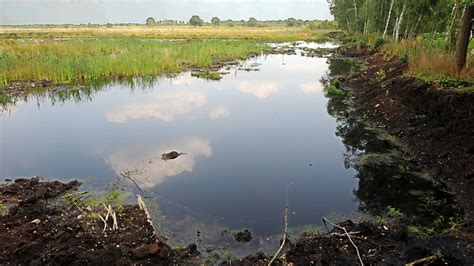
top-left (0, 177), bottom-right (198, 264)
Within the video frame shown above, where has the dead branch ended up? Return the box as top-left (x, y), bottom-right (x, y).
top-left (99, 204), bottom-right (119, 233)
top-left (98, 214), bottom-right (108, 233)
top-left (406, 254), bottom-right (440, 266)
top-left (120, 169), bottom-right (145, 195)
top-left (137, 194), bottom-right (160, 240)
top-left (268, 184), bottom-right (292, 266)
top-left (268, 205), bottom-right (288, 265)
top-left (331, 231), bottom-right (360, 237)
top-left (61, 191), bottom-right (88, 198)
top-left (69, 198), bottom-right (86, 214)
top-left (323, 217), bottom-right (364, 266)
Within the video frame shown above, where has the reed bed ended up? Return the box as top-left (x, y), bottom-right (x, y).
top-left (0, 39), bottom-right (269, 86)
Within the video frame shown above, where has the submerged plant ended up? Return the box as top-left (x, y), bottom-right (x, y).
top-left (386, 206), bottom-right (404, 218)
top-left (325, 77), bottom-right (345, 96)
top-left (191, 70), bottom-right (224, 80)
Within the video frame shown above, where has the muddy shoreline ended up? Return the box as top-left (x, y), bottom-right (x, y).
top-left (1, 177), bottom-right (472, 264)
top-left (341, 47), bottom-right (474, 224)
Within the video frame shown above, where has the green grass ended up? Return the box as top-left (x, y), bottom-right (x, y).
top-left (347, 33), bottom-right (474, 83)
top-left (0, 39), bottom-right (269, 86)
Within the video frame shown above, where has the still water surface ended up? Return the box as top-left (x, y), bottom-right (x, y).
top-left (1, 43), bottom-right (362, 254)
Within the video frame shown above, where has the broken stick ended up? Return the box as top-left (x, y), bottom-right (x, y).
top-left (137, 194), bottom-right (160, 240)
top-left (323, 217), bottom-right (364, 266)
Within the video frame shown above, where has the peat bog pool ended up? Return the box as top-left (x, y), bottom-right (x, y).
top-left (0, 42), bottom-right (459, 257)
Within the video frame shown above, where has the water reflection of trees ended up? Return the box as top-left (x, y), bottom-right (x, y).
top-left (1, 76), bottom-right (166, 111)
top-left (324, 58), bottom-right (461, 226)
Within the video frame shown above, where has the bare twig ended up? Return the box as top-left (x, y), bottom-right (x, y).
top-left (99, 204), bottom-right (119, 233)
top-left (61, 191), bottom-right (88, 198)
top-left (138, 194), bottom-right (160, 240)
top-left (268, 205), bottom-right (288, 265)
top-left (406, 254), bottom-right (440, 265)
top-left (120, 169), bottom-right (145, 195)
top-left (268, 184), bottom-right (292, 266)
top-left (331, 231), bottom-right (360, 237)
top-left (322, 217), bottom-right (364, 266)
top-left (103, 203), bottom-right (110, 225)
top-left (98, 214), bottom-right (108, 233)
top-left (69, 198), bottom-right (86, 214)
top-left (112, 209), bottom-right (118, 230)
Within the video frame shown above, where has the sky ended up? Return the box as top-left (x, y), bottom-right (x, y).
top-left (0, 0), bottom-right (332, 25)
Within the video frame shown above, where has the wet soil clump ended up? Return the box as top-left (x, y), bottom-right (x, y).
top-left (233, 229), bottom-right (252, 243)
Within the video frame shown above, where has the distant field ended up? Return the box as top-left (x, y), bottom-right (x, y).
top-left (0, 25), bottom-right (332, 41)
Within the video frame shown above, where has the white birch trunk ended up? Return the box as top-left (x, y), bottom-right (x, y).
top-left (447, 0), bottom-right (459, 50)
top-left (394, 2), bottom-right (406, 42)
top-left (383, 0), bottom-right (395, 38)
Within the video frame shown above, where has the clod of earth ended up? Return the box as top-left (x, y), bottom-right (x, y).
top-left (234, 229), bottom-right (252, 243)
top-left (161, 151), bottom-right (186, 161)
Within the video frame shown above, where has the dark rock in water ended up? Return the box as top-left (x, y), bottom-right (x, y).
top-left (234, 229), bottom-right (252, 243)
top-left (161, 151), bottom-right (186, 161)
top-left (14, 178), bottom-right (29, 183)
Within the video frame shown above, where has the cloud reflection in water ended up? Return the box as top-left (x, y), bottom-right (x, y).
top-left (300, 81), bottom-right (324, 94)
top-left (208, 105), bottom-right (231, 120)
top-left (106, 137), bottom-right (212, 188)
top-left (238, 80), bottom-right (279, 98)
top-left (106, 90), bottom-right (206, 123)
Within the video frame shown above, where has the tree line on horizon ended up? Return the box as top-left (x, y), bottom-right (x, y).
top-left (145, 15), bottom-right (336, 29)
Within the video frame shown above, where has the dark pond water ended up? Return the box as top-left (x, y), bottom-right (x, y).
top-left (0, 42), bottom-right (459, 256)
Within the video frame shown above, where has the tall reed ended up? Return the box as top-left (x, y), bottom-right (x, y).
top-left (0, 39), bottom-right (268, 86)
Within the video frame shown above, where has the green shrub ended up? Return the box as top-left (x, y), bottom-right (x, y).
top-left (399, 53), bottom-right (409, 64)
top-left (372, 38), bottom-right (385, 49)
top-left (327, 84), bottom-right (344, 95)
top-left (325, 78), bottom-right (345, 96)
top-left (0, 93), bottom-right (12, 105)
top-left (387, 206), bottom-right (404, 218)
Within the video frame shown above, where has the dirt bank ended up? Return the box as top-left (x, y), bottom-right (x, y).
top-left (0, 177), bottom-right (198, 264)
top-left (341, 48), bottom-right (474, 222)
